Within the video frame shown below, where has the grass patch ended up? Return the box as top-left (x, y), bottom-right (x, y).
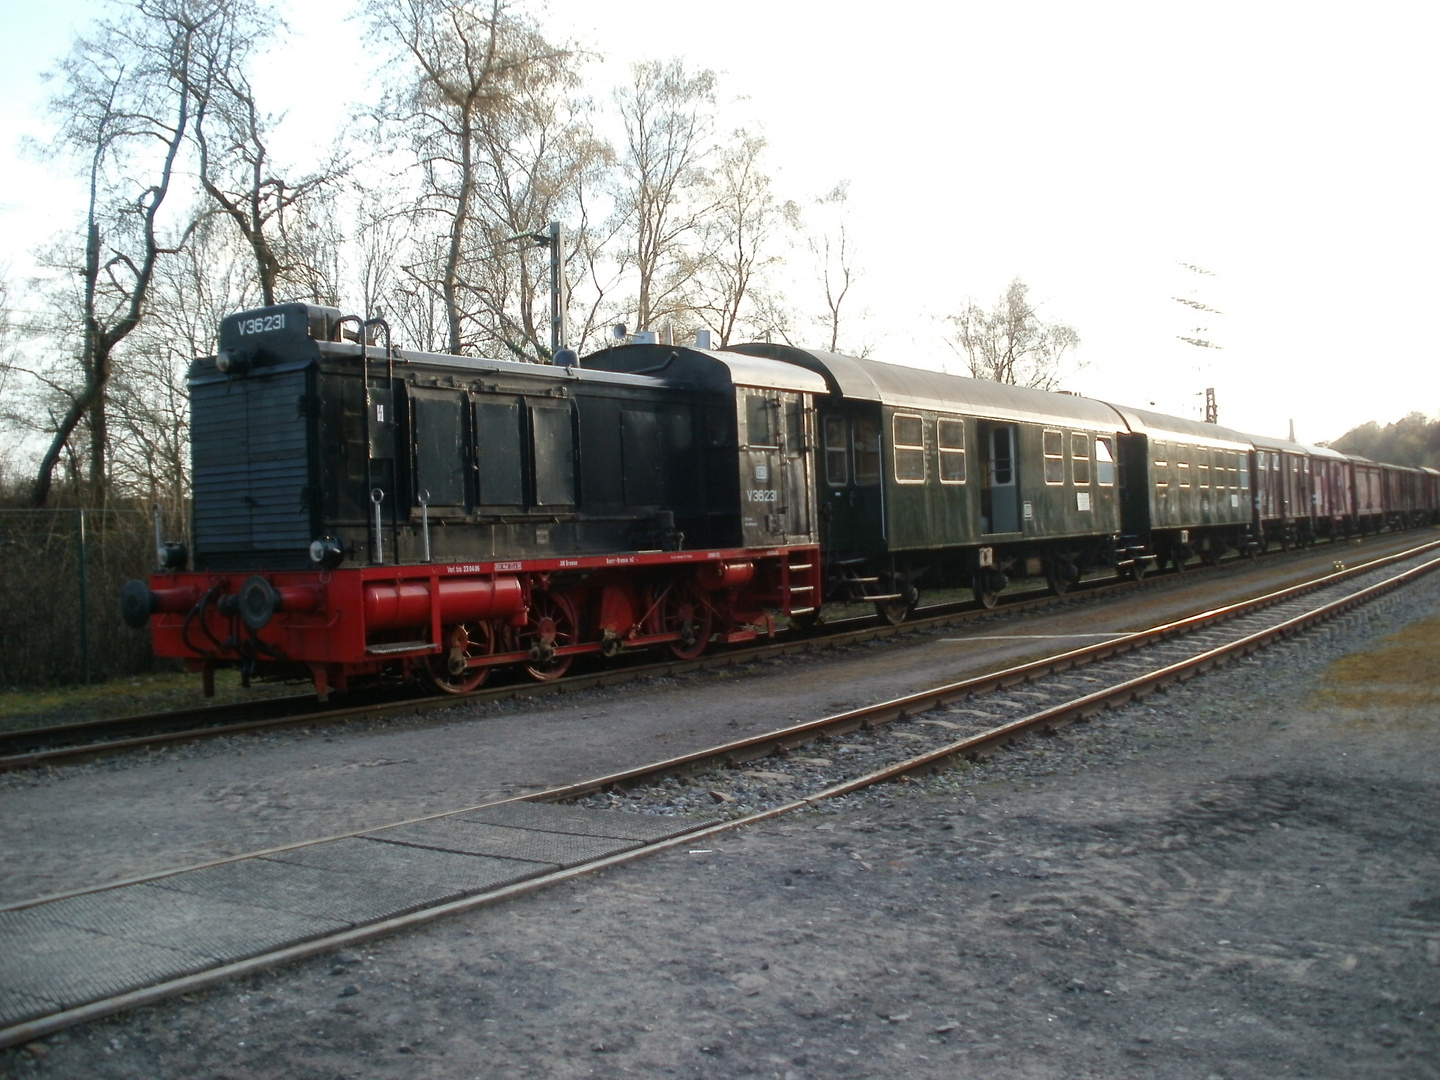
top-left (0, 668), bottom-right (308, 734)
top-left (1311, 615), bottom-right (1440, 710)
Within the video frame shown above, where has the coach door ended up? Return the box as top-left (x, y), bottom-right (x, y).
top-left (979, 422), bottom-right (1021, 534)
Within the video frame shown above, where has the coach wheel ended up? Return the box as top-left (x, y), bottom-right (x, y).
top-left (876, 583), bottom-right (918, 626)
top-left (655, 581), bottom-right (714, 661)
top-left (972, 573), bottom-right (1000, 610)
top-left (1127, 559), bottom-right (1147, 582)
top-left (517, 592), bottom-right (577, 681)
top-left (422, 621), bottom-right (494, 695)
top-left (1201, 545), bottom-right (1222, 568)
top-left (1045, 559), bottom-right (1077, 597)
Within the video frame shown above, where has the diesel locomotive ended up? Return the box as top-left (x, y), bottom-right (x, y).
top-left (122, 302), bottom-right (1440, 698)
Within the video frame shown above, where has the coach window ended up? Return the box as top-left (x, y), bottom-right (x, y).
top-left (1071, 432), bottom-right (1091, 485)
top-left (1096, 437), bottom-right (1116, 486)
top-left (745, 394), bottom-right (777, 448)
top-left (938, 418), bottom-right (966, 483)
top-left (893, 413), bottom-right (926, 483)
top-left (853, 416), bottom-right (881, 486)
top-left (1239, 455), bottom-right (1250, 490)
top-left (1043, 429), bottom-right (1064, 484)
top-left (824, 416), bottom-right (848, 486)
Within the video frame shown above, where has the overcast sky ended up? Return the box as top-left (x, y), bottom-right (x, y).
top-left (2, 0), bottom-right (1435, 445)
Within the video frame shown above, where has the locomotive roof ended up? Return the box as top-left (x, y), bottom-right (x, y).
top-left (727, 344), bottom-right (1127, 432)
top-left (1104, 404), bottom-right (1254, 452)
top-left (580, 343), bottom-right (829, 394)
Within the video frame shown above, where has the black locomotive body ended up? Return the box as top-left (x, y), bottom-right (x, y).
top-left (133, 304), bottom-right (825, 696)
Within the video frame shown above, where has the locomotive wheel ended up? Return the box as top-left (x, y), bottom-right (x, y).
top-left (789, 609), bottom-right (823, 632)
top-left (422, 622), bottom-right (494, 695)
top-left (654, 581), bottom-right (714, 660)
top-left (516, 592), bottom-right (578, 681)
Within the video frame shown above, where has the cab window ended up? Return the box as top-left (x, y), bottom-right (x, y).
top-left (745, 394), bottom-right (775, 448)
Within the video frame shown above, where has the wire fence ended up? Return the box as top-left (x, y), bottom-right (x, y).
top-left (0, 505), bottom-right (190, 689)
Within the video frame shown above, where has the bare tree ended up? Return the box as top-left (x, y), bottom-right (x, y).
top-left (945, 278), bottom-right (1081, 390)
top-left (189, 2), bottom-right (341, 306)
top-left (365, 0), bottom-right (568, 355)
top-left (465, 66), bottom-right (610, 360)
top-left (805, 181), bottom-right (865, 354)
top-left (691, 131), bottom-right (794, 347)
top-left (611, 59), bottom-right (717, 334)
top-left (28, 0), bottom-right (229, 507)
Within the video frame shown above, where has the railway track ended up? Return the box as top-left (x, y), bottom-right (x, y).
top-left (3, 531), bottom-right (1431, 770)
top-left (2, 536), bottom-right (1437, 1048)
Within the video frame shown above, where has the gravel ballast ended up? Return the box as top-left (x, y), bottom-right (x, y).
top-left (2, 572), bottom-right (1438, 1077)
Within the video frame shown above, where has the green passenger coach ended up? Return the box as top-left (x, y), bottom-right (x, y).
top-left (730, 345), bottom-right (1138, 617)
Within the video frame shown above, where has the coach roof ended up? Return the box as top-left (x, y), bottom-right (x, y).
top-left (728, 344), bottom-right (1127, 432)
top-left (1106, 404), bottom-right (1254, 453)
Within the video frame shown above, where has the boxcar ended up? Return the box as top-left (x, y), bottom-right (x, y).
top-left (1250, 433), bottom-right (1315, 549)
top-left (1303, 443), bottom-right (1355, 540)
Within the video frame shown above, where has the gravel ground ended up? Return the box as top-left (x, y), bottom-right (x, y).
top-left (2, 536), bottom-right (1425, 907)
top-left (3, 570), bottom-right (1437, 1077)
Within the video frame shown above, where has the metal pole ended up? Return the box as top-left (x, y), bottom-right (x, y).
top-left (76, 508), bottom-right (90, 684)
top-left (547, 222), bottom-right (567, 353)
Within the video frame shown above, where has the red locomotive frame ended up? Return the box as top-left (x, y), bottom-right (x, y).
top-left (144, 545), bottom-right (822, 699)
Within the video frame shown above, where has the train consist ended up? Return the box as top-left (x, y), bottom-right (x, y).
top-left (122, 302), bottom-right (1440, 698)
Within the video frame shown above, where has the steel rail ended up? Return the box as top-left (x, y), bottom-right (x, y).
top-left (2, 544), bottom-right (1436, 1051)
top-left (5, 534), bottom-right (1431, 771)
top-left (518, 539), bottom-right (1440, 801)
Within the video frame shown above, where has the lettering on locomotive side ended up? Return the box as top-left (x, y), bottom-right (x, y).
top-left (236, 313), bottom-right (286, 335)
top-left (494, 561), bottom-right (523, 571)
top-left (559, 559), bottom-right (580, 567)
top-left (606, 556), bottom-right (637, 565)
top-left (747, 489), bottom-right (778, 502)
top-left (447, 564), bottom-right (486, 573)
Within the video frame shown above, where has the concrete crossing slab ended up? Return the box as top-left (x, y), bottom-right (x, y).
top-left (461, 801), bottom-right (716, 842)
top-left (371, 819), bottom-right (639, 866)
